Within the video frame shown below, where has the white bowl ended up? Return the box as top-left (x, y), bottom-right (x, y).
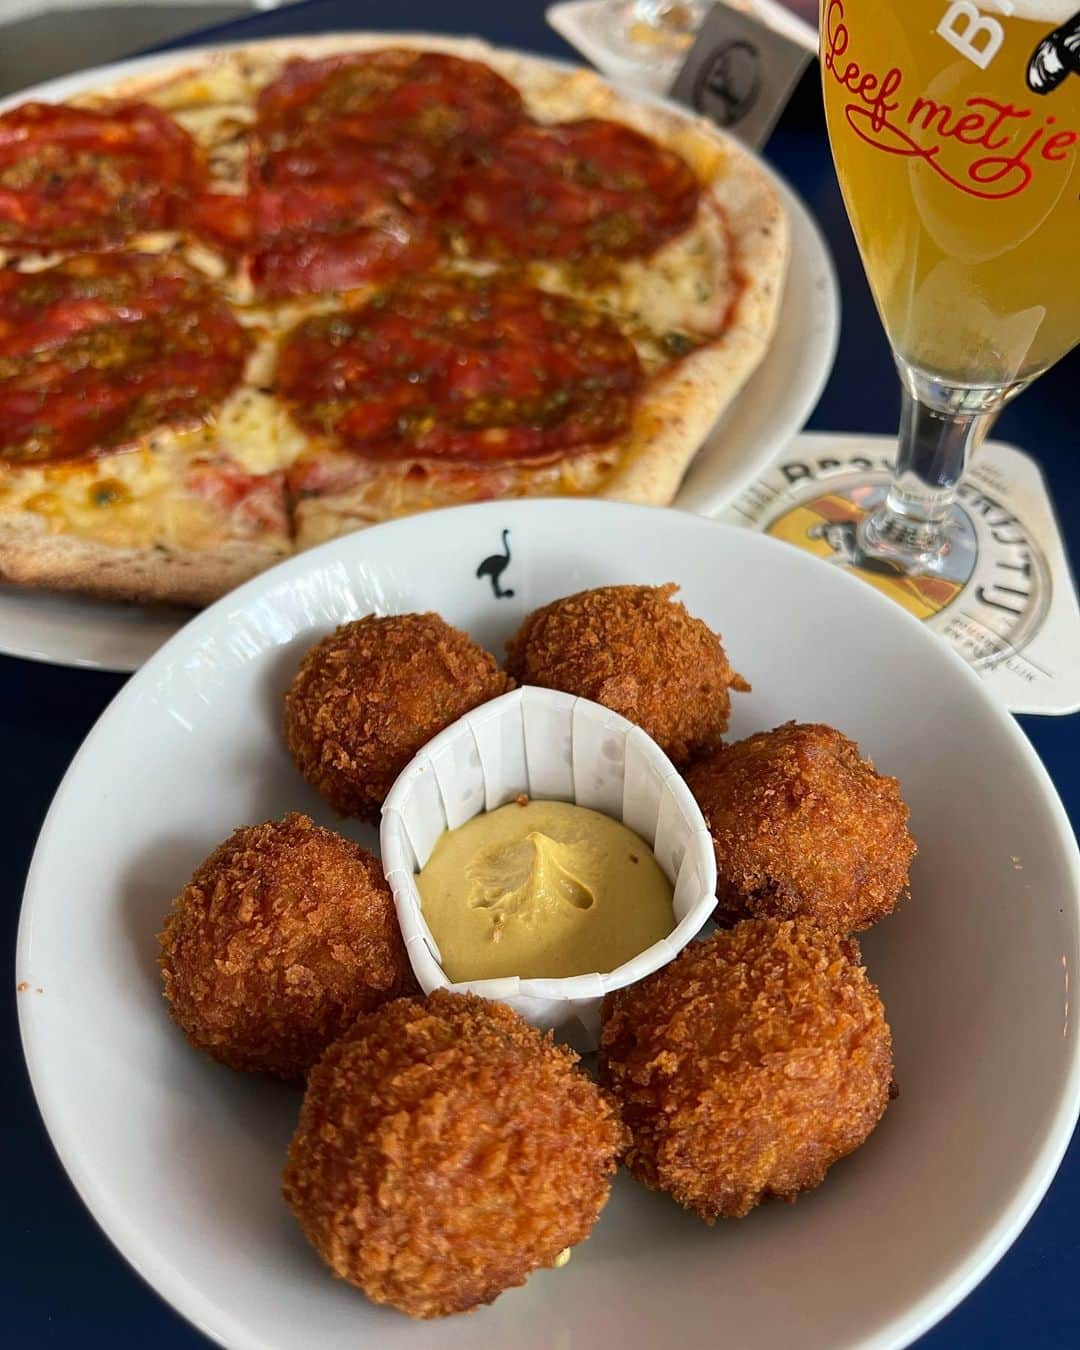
top-left (16, 499), bottom-right (1080, 1350)
top-left (380, 686), bottom-right (717, 1046)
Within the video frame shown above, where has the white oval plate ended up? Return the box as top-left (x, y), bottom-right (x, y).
top-left (17, 500), bottom-right (1079, 1350)
top-left (0, 39), bottom-right (838, 673)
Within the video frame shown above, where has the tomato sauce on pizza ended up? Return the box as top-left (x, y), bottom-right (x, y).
top-left (0, 253), bottom-right (249, 464)
top-left (276, 275), bottom-right (643, 463)
top-left (442, 119), bottom-right (701, 261)
top-left (0, 102), bottom-right (203, 251)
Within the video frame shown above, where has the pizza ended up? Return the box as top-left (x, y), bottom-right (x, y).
top-left (0, 34), bottom-right (789, 606)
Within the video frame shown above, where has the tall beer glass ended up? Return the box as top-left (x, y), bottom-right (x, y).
top-left (821, 1), bottom-right (1080, 573)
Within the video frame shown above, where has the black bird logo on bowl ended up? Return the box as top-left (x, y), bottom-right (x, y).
top-left (1027, 11), bottom-right (1080, 94)
top-left (476, 529), bottom-right (514, 599)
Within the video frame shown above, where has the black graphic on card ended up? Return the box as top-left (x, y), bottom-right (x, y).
top-left (670, 5), bottom-right (811, 149)
top-left (694, 39), bottom-right (763, 127)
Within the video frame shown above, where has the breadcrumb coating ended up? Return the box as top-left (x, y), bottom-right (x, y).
top-left (505, 583), bottom-right (746, 765)
top-left (283, 612), bottom-right (511, 821)
top-left (159, 813), bottom-right (412, 1081)
top-left (599, 919), bottom-right (893, 1220)
top-left (283, 990), bottom-right (627, 1318)
top-left (686, 722), bottom-right (915, 934)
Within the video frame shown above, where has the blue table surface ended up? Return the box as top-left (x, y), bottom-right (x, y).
top-left (4, 1), bottom-right (1078, 1344)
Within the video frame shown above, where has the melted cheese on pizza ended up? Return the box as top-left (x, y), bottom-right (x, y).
top-left (0, 442), bottom-right (221, 551)
top-left (529, 206), bottom-right (736, 352)
top-left (216, 387), bottom-right (307, 475)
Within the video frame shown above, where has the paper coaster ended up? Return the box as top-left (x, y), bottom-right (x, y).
top-left (717, 433), bottom-right (1080, 716)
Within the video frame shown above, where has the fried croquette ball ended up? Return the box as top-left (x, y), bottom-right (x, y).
top-left (599, 919), bottom-right (893, 1221)
top-left (284, 612), bottom-right (511, 821)
top-left (159, 813), bottom-right (412, 1081)
top-left (505, 583), bottom-right (747, 765)
top-left (283, 990), bottom-right (627, 1318)
top-left (685, 722), bottom-right (915, 934)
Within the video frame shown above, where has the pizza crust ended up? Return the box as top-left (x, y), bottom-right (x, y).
top-left (0, 508), bottom-right (287, 606)
top-left (600, 325), bottom-right (775, 505)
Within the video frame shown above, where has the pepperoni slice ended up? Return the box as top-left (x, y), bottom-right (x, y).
top-left (186, 190), bottom-right (253, 253)
top-left (246, 134), bottom-right (438, 298)
top-left (276, 275), bottom-right (642, 464)
top-left (187, 148), bottom-right (439, 300)
top-left (249, 213), bottom-right (437, 300)
top-left (240, 50), bottom-right (524, 298)
top-left (257, 49), bottom-right (525, 153)
top-left (443, 119), bottom-right (701, 261)
top-left (260, 133), bottom-right (434, 205)
top-left (0, 101), bottom-right (203, 252)
top-left (0, 253), bottom-right (249, 464)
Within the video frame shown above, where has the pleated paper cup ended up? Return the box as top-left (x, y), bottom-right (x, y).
top-left (379, 687), bottom-right (717, 1048)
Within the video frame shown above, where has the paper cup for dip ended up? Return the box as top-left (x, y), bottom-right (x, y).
top-left (379, 686), bottom-right (717, 1049)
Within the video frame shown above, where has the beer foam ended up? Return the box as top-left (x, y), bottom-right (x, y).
top-left (1007, 3), bottom-right (1078, 23)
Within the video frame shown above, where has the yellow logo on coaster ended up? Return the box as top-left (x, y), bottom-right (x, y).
top-left (766, 491), bottom-right (966, 620)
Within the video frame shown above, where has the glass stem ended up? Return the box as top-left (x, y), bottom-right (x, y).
top-left (860, 362), bottom-right (1021, 571)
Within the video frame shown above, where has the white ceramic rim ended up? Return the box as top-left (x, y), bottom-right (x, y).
top-left (0, 34), bottom-right (839, 673)
top-left (20, 504), bottom-right (1074, 1350)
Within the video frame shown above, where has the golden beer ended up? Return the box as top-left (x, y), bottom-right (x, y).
top-left (821, 0), bottom-right (1080, 386)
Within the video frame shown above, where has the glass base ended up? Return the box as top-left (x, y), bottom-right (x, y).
top-left (859, 503), bottom-right (957, 576)
top-left (772, 478), bottom-right (978, 602)
top-left (870, 359), bottom-right (1025, 576)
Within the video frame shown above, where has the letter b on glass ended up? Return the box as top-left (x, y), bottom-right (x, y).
top-left (937, 2), bottom-right (1005, 70)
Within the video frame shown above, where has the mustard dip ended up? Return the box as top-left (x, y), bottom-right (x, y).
top-left (416, 799), bottom-right (676, 982)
